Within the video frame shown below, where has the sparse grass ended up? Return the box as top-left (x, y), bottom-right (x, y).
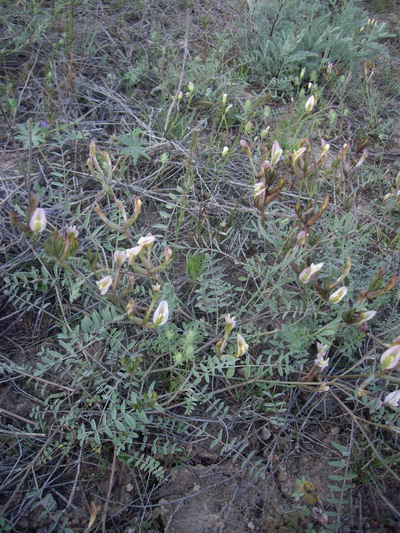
top-left (1, 0), bottom-right (400, 532)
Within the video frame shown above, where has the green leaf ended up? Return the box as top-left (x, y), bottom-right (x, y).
top-left (117, 129), bottom-right (150, 164)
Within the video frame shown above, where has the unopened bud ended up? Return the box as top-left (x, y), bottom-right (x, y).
top-left (89, 140), bottom-right (96, 157)
top-left (270, 141), bottom-right (283, 166)
top-left (305, 95), bottom-right (315, 114)
top-left (87, 158), bottom-right (94, 174)
top-left (260, 127), bottom-right (270, 139)
top-left (134, 197), bottom-right (142, 214)
top-left (221, 146), bottom-right (229, 158)
top-left (164, 246), bottom-right (173, 263)
top-left (126, 300), bottom-right (135, 315)
top-left (296, 231), bottom-right (307, 246)
top-left (355, 150), bottom-right (367, 168)
top-left (244, 121), bottom-right (253, 134)
top-left (240, 139), bottom-right (251, 157)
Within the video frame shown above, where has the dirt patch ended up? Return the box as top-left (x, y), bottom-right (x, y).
top-left (155, 458), bottom-right (331, 533)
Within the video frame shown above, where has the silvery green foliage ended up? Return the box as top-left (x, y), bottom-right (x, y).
top-left (239, 0), bottom-right (390, 93)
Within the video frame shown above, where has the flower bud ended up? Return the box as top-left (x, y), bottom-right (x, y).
top-left (320, 139), bottom-right (330, 156)
top-left (244, 121), bottom-right (253, 134)
top-left (87, 158), bottom-right (94, 174)
top-left (89, 140), bottom-right (96, 157)
top-left (126, 300), bottom-right (135, 315)
top-left (355, 150), bottom-right (368, 168)
top-left (296, 230), bottom-right (307, 246)
top-left (235, 334), bottom-right (249, 358)
top-left (222, 93), bottom-right (227, 105)
top-left (260, 127), bottom-right (270, 139)
top-left (134, 197), bottom-right (142, 214)
top-left (305, 95), bottom-right (315, 114)
top-left (188, 81), bottom-right (194, 93)
top-left (221, 146), bottom-right (229, 158)
top-left (29, 208), bottom-right (47, 235)
top-left (164, 246), bottom-right (173, 263)
top-left (270, 140), bottom-right (282, 166)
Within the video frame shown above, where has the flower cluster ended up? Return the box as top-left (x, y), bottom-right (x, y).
top-left (314, 342), bottom-right (330, 371)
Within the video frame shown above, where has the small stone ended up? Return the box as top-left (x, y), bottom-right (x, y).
top-left (261, 427), bottom-right (272, 441)
top-left (125, 483), bottom-right (134, 493)
top-left (248, 521), bottom-right (256, 530)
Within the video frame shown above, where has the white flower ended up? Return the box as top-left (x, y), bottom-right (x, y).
top-left (225, 314), bottom-right (236, 334)
top-left (254, 182), bottom-right (266, 199)
top-left (221, 146), bottom-right (229, 158)
top-left (292, 147), bottom-right (306, 163)
top-left (355, 310), bottom-right (376, 326)
top-left (153, 301), bottom-right (169, 327)
top-left (299, 262), bottom-right (324, 283)
top-left (96, 275), bottom-right (113, 295)
top-left (383, 390), bottom-right (400, 407)
top-left (114, 250), bottom-right (127, 267)
top-left (137, 235), bottom-right (156, 247)
top-left (126, 245), bottom-right (143, 265)
top-left (270, 141), bottom-right (283, 166)
top-left (329, 286), bottom-right (348, 304)
top-left (320, 140), bottom-right (330, 156)
top-left (305, 95), bottom-right (315, 113)
top-left (65, 225), bottom-right (79, 238)
top-left (314, 352), bottom-right (330, 371)
top-left (29, 208), bottom-right (47, 234)
top-left (380, 345), bottom-right (400, 371)
top-left (316, 342), bottom-right (329, 357)
top-left (235, 334), bottom-right (249, 358)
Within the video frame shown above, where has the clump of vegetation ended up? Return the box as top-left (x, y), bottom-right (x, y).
top-left (1, 0), bottom-right (399, 531)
